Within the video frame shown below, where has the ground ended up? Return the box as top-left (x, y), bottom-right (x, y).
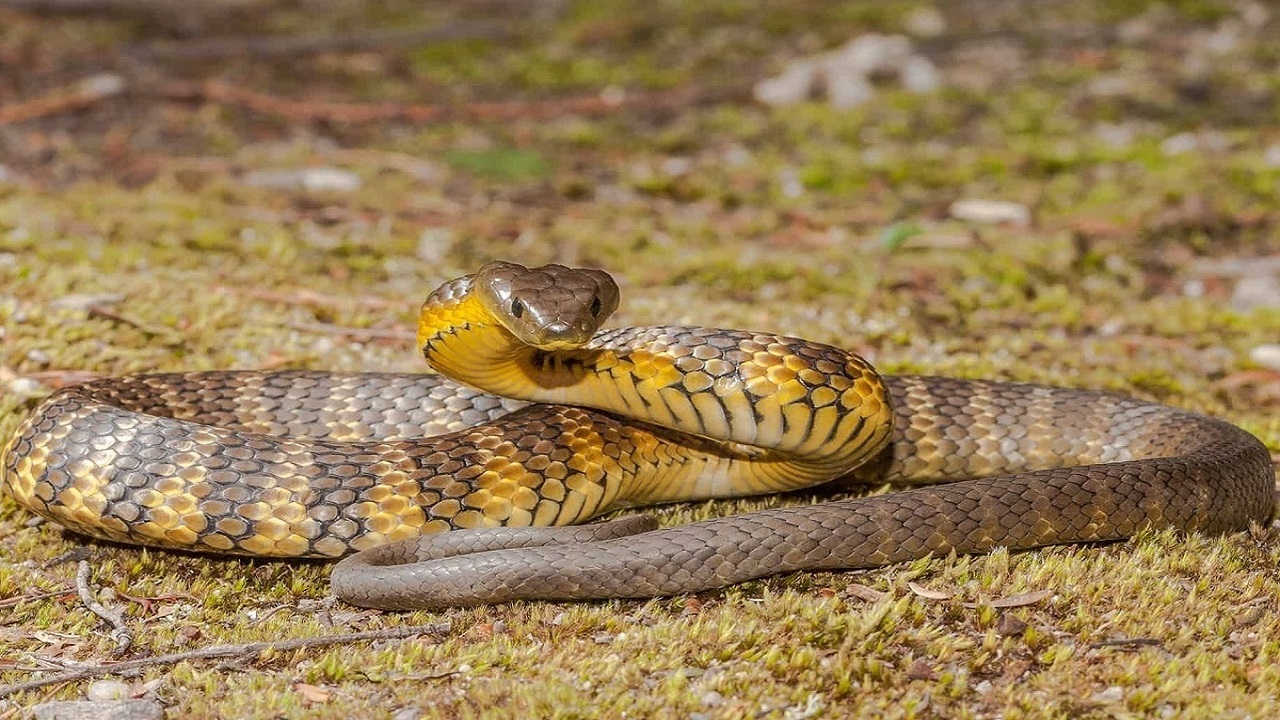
top-left (1, 1), bottom-right (1279, 718)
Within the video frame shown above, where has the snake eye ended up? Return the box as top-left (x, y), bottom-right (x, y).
top-left (510, 299), bottom-right (524, 319)
top-left (589, 297), bottom-right (602, 317)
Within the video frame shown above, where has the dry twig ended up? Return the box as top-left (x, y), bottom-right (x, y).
top-left (154, 80), bottom-right (748, 125)
top-left (75, 561), bottom-right (132, 656)
top-left (131, 20), bottom-right (508, 60)
top-left (283, 321), bottom-right (415, 341)
top-left (0, 622), bottom-right (452, 699)
top-left (0, 75), bottom-right (125, 126)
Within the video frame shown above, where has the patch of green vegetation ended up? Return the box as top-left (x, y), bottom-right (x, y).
top-left (2, 0), bottom-right (1280, 717)
top-left (443, 147), bottom-right (551, 180)
top-left (1098, 0), bottom-right (1234, 22)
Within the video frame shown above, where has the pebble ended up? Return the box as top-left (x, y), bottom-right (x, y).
top-left (85, 680), bottom-right (131, 701)
top-left (1160, 132), bottom-right (1199, 156)
top-left (32, 700), bottom-right (162, 720)
top-left (50, 293), bottom-right (125, 311)
top-left (79, 73), bottom-right (126, 98)
top-left (754, 33), bottom-right (940, 109)
top-left (416, 227), bottom-right (455, 264)
top-left (1231, 275), bottom-right (1280, 311)
top-left (1090, 686), bottom-right (1125, 704)
top-left (6, 377), bottom-right (46, 398)
top-left (1249, 344), bottom-right (1280, 371)
top-left (948, 198), bottom-right (1031, 225)
top-left (242, 167), bottom-right (362, 192)
top-left (904, 7), bottom-right (946, 37)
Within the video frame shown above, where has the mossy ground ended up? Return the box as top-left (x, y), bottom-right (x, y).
top-left (1, 1), bottom-right (1278, 718)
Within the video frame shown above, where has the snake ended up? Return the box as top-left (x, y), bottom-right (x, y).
top-left (2, 261), bottom-right (1274, 610)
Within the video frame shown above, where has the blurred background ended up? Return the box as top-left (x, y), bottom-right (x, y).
top-left (2, 0), bottom-right (1276, 412)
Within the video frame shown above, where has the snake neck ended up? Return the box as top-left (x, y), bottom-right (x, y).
top-left (418, 277), bottom-right (594, 399)
top-left (419, 282), bottom-right (894, 496)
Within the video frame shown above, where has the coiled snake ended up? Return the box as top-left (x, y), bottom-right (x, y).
top-left (2, 262), bottom-right (1274, 609)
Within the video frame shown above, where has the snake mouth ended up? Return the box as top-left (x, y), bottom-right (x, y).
top-left (521, 321), bottom-right (595, 349)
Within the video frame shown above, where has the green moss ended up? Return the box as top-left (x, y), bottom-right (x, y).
top-left (444, 148), bottom-right (551, 180)
top-left (2, 0), bottom-right (1279, 717)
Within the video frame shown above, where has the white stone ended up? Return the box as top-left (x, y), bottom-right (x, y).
top-left (948, 198), bottom-right (1031, 226)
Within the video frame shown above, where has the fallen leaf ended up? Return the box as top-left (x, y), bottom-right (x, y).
top-left (907, 582), bottom-right (952, 601)
top-left (294, 682), bottom-right (332, 704)
top-left (844, 583), bottom-right (888, 602)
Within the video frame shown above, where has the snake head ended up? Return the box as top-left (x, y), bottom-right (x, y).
top-left (472, 261), bottom-right (620, 349)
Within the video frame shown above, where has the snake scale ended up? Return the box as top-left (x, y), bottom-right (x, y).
top-left (2, 262), bottom-right (1274, 609)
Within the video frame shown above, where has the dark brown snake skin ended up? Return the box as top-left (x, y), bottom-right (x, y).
top-left (330, 375), bottom-right (1274, 608)
top-left (3, 262), bottom-right (1274, 610)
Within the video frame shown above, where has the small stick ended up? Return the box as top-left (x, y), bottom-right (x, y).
top-left (131, 20), bottom-right (508, 60)
top-left (283, 321), bottom-right (415, 341)
top-left (75, 561), bottom-right (132, 657)
top-left (0, 622), bottom-right (452, 699)
top-left (0, 74), bottom-right (124, 126)
top-left (154, 80), bottom-right (748, 125)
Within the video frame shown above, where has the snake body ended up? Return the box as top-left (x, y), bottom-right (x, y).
top-left (2, 262), bottom-right (1274, 609)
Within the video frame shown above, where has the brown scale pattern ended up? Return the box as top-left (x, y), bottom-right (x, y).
top-left (332, 376), bottom-right (1274, 609)
top-left (3, 372), bottom-right (679, 557)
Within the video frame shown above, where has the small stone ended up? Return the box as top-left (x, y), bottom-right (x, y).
top-left (6, 377), bottom-right (46, 398)
top-left (778, 168), bottom-right (804, 198)
top-left (25, 348), bottom-right (50, 365)
top-left (32, 700), bottom-right (162, 720)
top-left (50, 293), bottom-right (125, 311)
top-left (1249, 344), bottom-right (1280, 371)
top-left (86, 680), bottom-right (131, 701)
top-left (900, 56), bottom-right (941, 93)
top-left (905, 659), bottom-right (935, 680)
top-left (835, 34), bottom-right (913, 74)
top-left (973, 680), bottom-right (993, 695)
top-left (1264, 145), bottom-right (1280, 168)
top-left (1090, 686), bottom-right (1125, 704)
top-left (824, 74), bottom-right (874, 109)
top-left (1232, 275), bottom-right (1280, 311)
top-left (904, 7), bottom-right (946, 37)
top-left (949, 198), bottom-right (1031, 226)
top-left (79, 73), bottom-right (127, 98)
top-left (700, 690), bottom-right (724, 707)
top-left (416, 228), bottom-right (454, 264)
top-left (298, 167), bottom-right (362, 192)
top-left (997, 614), bottom-right (1028, 636)
top-left (1161, 132), bottom-right (1199, 156)
top-left (754, 60), bottom-right (817, 106)
top-left (660, 156), bottom-right (693, 177)
top-left (242, 167), bottom-right (361, 192)
top-left (754, 32), bottom-right (940, 109)
top-left (1094, 123), bottom-right (1136, 148)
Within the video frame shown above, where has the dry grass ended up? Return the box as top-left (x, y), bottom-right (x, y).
top-left (1, 1), bottom-right (1279, 717)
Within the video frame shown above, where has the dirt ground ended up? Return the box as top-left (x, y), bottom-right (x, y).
top-left (1, 1), bottom-right (1279, 718)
